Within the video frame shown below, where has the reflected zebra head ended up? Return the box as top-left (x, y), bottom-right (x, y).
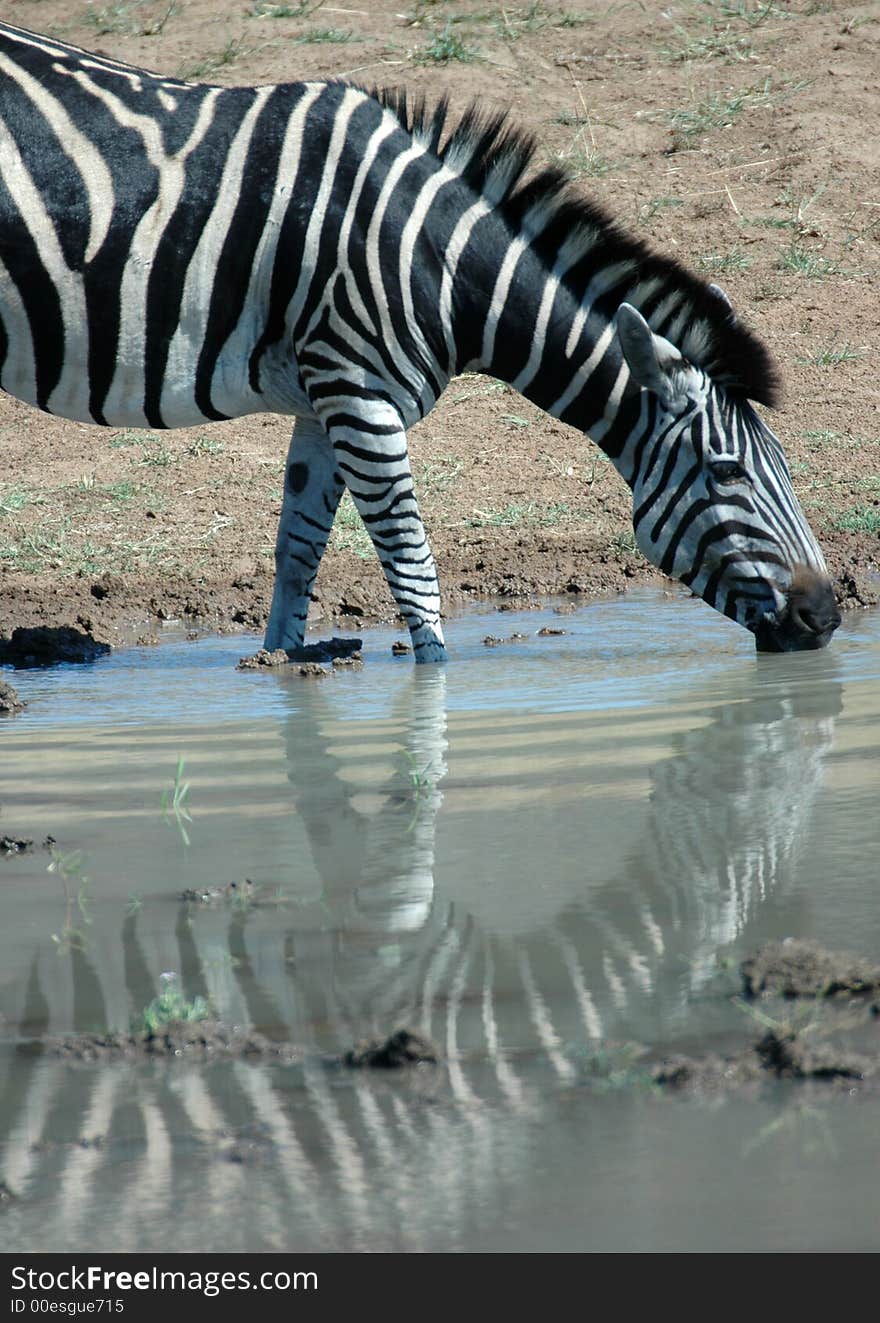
top-left (615, 302), bottom-right (840, 652)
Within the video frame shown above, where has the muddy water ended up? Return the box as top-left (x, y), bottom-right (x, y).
top-left (2, 591), bottom-right (880, 1252)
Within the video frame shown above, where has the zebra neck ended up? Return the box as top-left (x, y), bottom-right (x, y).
top-left (463, 235), bottom-right (646, 484)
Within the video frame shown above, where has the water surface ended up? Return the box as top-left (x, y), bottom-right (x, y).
top-left (2, 592), bottom-right (880, 1252)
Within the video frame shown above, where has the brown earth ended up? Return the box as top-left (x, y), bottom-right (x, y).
top-left (1, 0), bottom-right (879, 648)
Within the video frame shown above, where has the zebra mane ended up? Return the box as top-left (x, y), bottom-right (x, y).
top-left (372, 88), bottom-right (780, 408)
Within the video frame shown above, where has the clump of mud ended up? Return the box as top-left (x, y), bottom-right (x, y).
top-left (236, 647), bottom-right (290, 670)
top-left (344, 1030), bottom-right (439, 1069)
top-left (650, 940), bottom-right (880, 1097)
top-left (0, 626), bottom-right (110, 668)
top-left (483, 633), bottom-right (526, 646)
top-left (1, 835), bottom-right (33, 855)
top-left (178, 878), bottom-right (284, 910)
top-left (237, 636), bottom-right (363, 672)
top-left (29, 1022), bottom-right (439, 1071)
top-left (0, 680), bottom-right (26, 714)
top-left (741, 939), bottom-right (880, 999)
top-left (31, 1021), bottom-right (301, 1064)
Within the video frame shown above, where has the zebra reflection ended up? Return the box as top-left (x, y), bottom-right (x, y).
top-left (279, 659), bottom-right (841, 1059)
top-left (0, 661), bottom-right (842, 1250)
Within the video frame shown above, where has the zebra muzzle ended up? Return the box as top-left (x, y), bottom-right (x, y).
top-left (753, 567), bottom-right (841, 653)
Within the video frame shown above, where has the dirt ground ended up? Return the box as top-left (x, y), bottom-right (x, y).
top-left (1, 0), bottom-right (878, 647)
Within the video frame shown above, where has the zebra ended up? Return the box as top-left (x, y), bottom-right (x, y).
top-left (0, 21), bottom-right (840, 660)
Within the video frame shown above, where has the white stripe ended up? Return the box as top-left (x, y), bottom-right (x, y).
top-left (364, 141), bottom-right (429, 403)
top-left (481, 233), bottom-right (527, 367)
top-left (214, 84), bottom-right (323, 416)
top-left (284, 87), bottom-right (361, 338)
top-left (0, 53), bottom-right (115, 263)
top-left (80, 77), bottom-right (222, 423)
top-left (161, 85), bottom-right (275, 424)
top-left (438, 197), bottom-right (491, 371)
top-left (0, 118), bottom-right (89, 418)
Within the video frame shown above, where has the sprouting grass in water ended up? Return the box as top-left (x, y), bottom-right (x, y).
top-left (161, 755), bottom-right (193, 847)
top-left (141, 972), bottom-right (210, 1034)
top-left (404, 750), bottom-right (435, 799)
top-left (48, 848), bottom-right (92, 952)
top-left (400, 751), bottom-right (437, 831)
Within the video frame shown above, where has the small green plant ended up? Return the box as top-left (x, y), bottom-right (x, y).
top-left (555, 9), bottom-right (593, 28)
top-left (717, 1), bottom-right (791, 26)
top-left (833, 507), bottom-right (880, 534)
top-left (660, 24), bottom-right (756, 64)
top-left (550, 143), bottom-right (617, 181)
top-left (141, 972), bottom-right (210, 1033)
top-left (491, 1), bottom-right (551, 42)
top-left (85, 0), bottom-right (178, 37)
top-left (249, 0), bottom-right (321, 16)
top-left (399, 750), bottom-right (437, 831)
top-left (293, 27), bottom-right (352, 44)
top-left (665, 76), bottom-right (809, 148)
top-left (161, 755), bottom-right (193, 847)
top-left (185, 435), bottom-right (224, 457)
top-left (580, 1042), bottom-right (657, 1094)
top-left (413, 21), bottom-right (476, 64)
top-left (413, 457), bottom-right (463, 495)
top-left (696, 249), bottom-right (752, 274)
top-left (138, 438), bottom-right (175, 467)
top-left (109, 429), bottom-right (145, 449)
top-left (778, 244), bottom-right (845, 279)
top-left (448, 377), bottom-right (509, 405)
top-left (404, 750), bottom-right (435, 798)
top-left (639, 196), bottom-right (684, 222)
top-left (796, 341), bottom-right (865, 367)
top-left (48, 848), bottom-right (92, 952)
top-left (801, 429), bottom-right (842, 444)
top-left (329, 492), bottom-right (372, 558)
top-left (178, 38), bottom-right (251, 82)
top-left (612, 529), bottom-right (639, 555)
top-left (0, 486), bottom-right (45, 517)
top-left (465, 501), bottom-right (577, 529)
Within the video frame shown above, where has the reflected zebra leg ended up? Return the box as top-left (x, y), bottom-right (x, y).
top-left (355, 670), bottom-right (448, 934)
top-left (264, 416), bottom-right (345, 656)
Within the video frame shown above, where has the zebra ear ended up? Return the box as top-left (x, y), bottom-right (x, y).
top-left (708, 283), bottom-right (737, 324)
top-left (616, 303), bottom-right (683, 407)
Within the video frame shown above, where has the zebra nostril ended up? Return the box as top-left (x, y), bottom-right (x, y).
top-left (789, 580), bottom-right (841, 638)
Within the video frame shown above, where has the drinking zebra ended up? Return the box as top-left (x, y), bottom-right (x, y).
top-left (0, 21), bottom-right (840, 658)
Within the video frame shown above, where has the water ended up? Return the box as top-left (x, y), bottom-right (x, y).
top-left (2, 591), bottom-right (880, 1252)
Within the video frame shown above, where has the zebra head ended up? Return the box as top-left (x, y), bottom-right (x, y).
top-left (615, 302), bottom-right (840, 652)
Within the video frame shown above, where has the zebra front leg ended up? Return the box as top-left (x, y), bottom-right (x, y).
top-left (264, 416), bottom-right (345, 654)
top-left (327, 415), bottom-right (447, 663)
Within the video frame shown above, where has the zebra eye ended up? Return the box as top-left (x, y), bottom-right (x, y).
top-left (709, 459), bottom-right (748, 484)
